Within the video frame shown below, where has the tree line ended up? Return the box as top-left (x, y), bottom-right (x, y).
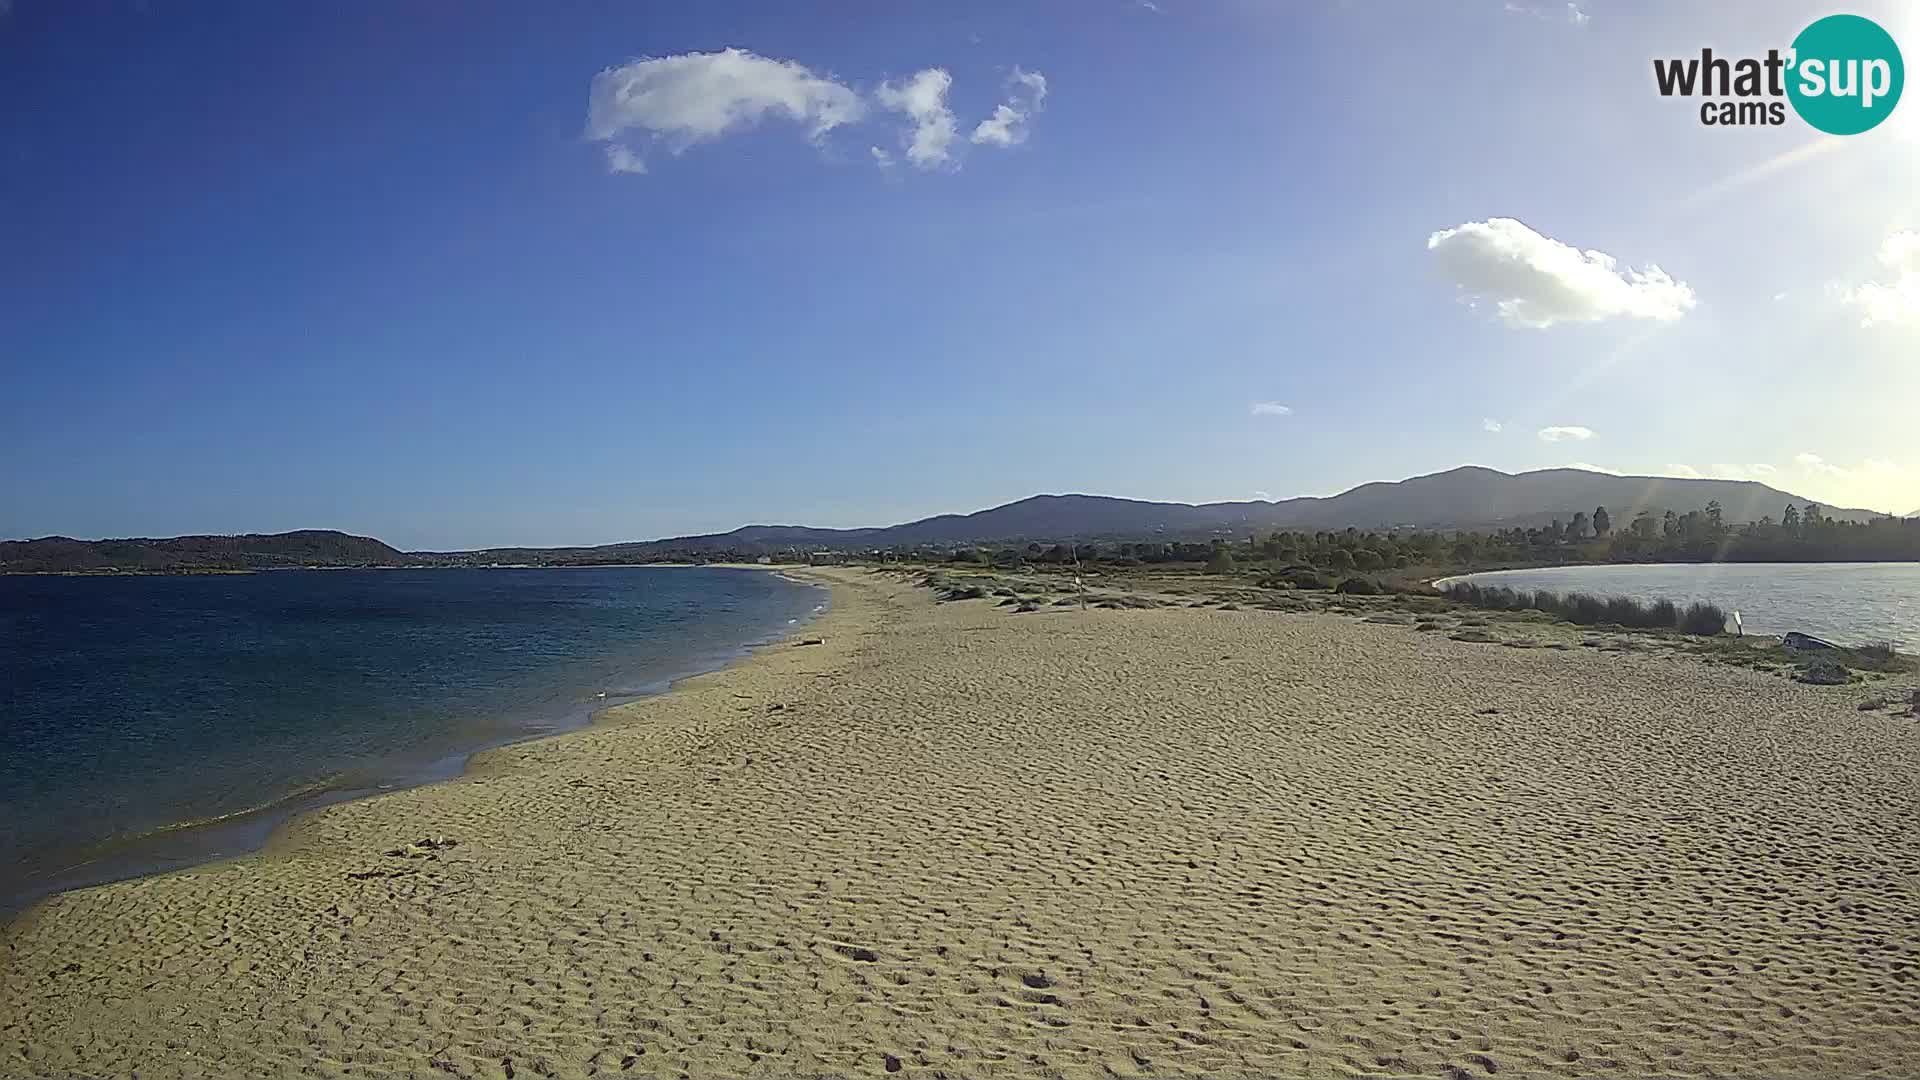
top-left (1466, 500), bottom-right (1920, 564)
top-left (940, 501), bottom-right (1920, 574)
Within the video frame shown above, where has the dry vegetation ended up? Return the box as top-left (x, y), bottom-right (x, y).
top-left (876, 561), bottom-right (1918, 691)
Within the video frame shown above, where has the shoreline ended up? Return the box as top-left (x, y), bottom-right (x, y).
top-left (1, 560), bottom-right (818, 577)
top-left (250, 562), bottom-right (857, 863)
top-left (6, 567), bottom-right (1916, 1078)
top-left (1, 565), bottom-right (833, 924)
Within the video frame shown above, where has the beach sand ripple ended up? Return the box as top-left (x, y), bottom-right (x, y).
top-left (4, 568), bottom-right (1917, 1077)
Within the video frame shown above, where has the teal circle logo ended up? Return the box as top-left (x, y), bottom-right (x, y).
top-left (1787, 14), bottom-right (1903, 135)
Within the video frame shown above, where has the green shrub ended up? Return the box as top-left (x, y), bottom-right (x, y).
top-left (1557, 592), bottom-right (1602, 624)
top-left (1603, 595), bottom-right (1643, 624)
top-left (1858, 641), bottom-right (1897, 663)
top-left (1677, 602), bottom-right (1726, 635)
top-left (1848, 641), bottom-right (1901, 669)
top-left (1263, 568), bottom-right (1331, 590)
top-left (1334, 576), bottom-right (1381, 595)
top-left (1444, 583), bottom-right (1522, 610)
top-left (1797, 658), bottom-right (1850, 685)
top-left (1443, 582), bottom-right (1725, 635)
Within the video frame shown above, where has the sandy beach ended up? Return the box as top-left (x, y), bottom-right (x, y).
top-left (4, 566), bottom-right (1918, 1078)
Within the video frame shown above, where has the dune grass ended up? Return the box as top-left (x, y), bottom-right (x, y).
top-left (1442, 582), bottom-right (1726, 636)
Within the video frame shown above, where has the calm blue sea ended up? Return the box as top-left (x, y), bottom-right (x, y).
top-left (0, 566), bottom-right (823, 915)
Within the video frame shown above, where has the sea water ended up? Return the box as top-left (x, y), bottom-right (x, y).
top-left (0, 566), bottom-right (823, 914)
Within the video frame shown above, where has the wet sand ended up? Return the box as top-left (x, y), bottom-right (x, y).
top-left (4, 567), bottom-right (1917, 1078)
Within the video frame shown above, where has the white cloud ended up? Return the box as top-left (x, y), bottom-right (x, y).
top-left (1538, 425), bottom-right (1594, 442)
top-left (586, 49), bottom-right (865, 173)
top-left (1561, 462), bottom-right (1622, 475)
top-left (1663, 462), bottom-right (1783, 483)
top-left (585, 50), bottom-right (1050, 179)
top-left (971, 67), bottom-right (1048, 148)
top-left (604, 144), bottom-right (647, 174)
top-left (971, 105), bottom-right (1026, 147)
top-left (1252, 489), bottom-right (1272, 500)
top-left (1250, 401), bottom-right (1293, 416)
top-left (1837, 230), bottom-right (1920, 326)
top-left (1795, 451), bottom-right (1846, 477)
top-left (1503, 2), bottom-right (1589, 27)
top-left (1138, 0), bottom-right (1163, 11)
top-left (1482, 418), bottom-right (1503, 433)
top-left (1427, 218), bottom-right (1696, 329)
top-left (1785, 453), bottom-right (1916, 513)
top-left (1798, 453), bottom-right (1885, 483)
top-left (877, 68), bottom-right (958, 169)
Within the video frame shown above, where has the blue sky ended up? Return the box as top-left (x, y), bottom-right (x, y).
top-left (4, 0), bottom-right (1918, 548)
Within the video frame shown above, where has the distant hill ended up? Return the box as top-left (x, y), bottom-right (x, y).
top-left (420, 524), bottom-right (884, 567)
top-left (1216, 465), bottom-right (1875, 534)
top-left (441, 466), bottom-right (1882, 561)
top-left (8, 467), bottom-right (1882, 571)
top-left (0, 530), bottom-right (410, 573)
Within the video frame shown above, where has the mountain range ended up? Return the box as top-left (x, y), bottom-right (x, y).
top-left (518, 464), bottom-right (1866, 559)
top-left (8, 465), bottom-right (1871, 572)
top-left (1, 466), bottom-right (1883, 572)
